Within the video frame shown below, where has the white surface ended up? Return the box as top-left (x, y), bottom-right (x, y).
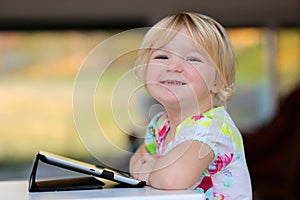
top-left (0, 181), bottom-right (205, 200)
top-left (0, 181), bottom-right (28, 200)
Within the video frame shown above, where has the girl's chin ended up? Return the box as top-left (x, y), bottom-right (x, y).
top-left (148, 86), bottom-right (200, 106)
top-left (152, 92), bottom-right (196, 108)
top-left (149, 91), bottom-right (178, 104)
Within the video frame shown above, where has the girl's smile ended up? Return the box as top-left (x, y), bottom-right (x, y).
top-left (159, 80), bottom-right (187, 86)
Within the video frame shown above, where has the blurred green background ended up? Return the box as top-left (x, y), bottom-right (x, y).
top-left (0, 27), bottom-right (299, 180)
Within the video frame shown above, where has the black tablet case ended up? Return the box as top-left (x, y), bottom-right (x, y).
top-left (28, 152), bottom-right (145, 192)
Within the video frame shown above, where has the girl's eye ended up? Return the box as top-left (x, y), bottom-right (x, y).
top-left (186, 57), bottom-right (202, 62)
top-left (154, 55), bottom-right (169, 60)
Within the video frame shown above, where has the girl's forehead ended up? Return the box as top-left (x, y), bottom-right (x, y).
top-left (149, 26), bottom-right (190, 45)
top-left (157, 30), bottom-right (199, 52)
top-left (163, 27), bottom-right (192, 42)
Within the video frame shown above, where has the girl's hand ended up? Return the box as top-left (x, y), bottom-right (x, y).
top-left (132, 153), bottom-right (156, 184)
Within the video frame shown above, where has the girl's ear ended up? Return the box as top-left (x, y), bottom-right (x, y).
top-left (211, 79), bottom-right (221, 94)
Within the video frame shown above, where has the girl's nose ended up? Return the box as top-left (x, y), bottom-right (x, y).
top-left (167, 56), bottom-right (183, 73)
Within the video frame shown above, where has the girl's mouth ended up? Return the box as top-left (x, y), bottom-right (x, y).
top-left (159, 80), bottom-right (187, 86)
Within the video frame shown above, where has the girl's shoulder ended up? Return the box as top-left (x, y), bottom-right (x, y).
top-left (177, 106), bottom-right (228, 129)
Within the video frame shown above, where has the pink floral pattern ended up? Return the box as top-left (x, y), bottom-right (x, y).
top-left (191, 115), bottom-right (204, 121)
top-left (195, 176), bottom-right (213, 193)
top-left (209, 153), bottom-right (234, 175)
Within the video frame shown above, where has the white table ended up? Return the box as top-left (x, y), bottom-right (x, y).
top-left (0, 181), bottom-right (205, 200)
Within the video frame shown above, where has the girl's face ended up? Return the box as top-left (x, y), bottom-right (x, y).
top-left (145, 27), bottom-right (218, 112)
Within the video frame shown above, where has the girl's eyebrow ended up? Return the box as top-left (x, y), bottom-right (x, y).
top-left (157, 49), bottom-right (203, 58)
top-left (152, 49), bottom-right (171, 55)
top-left (154, 48), bottom-right (168, 52)
top-left (188, 51), bottom-right (203, 56)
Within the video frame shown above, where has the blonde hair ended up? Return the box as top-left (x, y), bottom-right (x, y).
top-left (135, 12), bottom-right (235, 106)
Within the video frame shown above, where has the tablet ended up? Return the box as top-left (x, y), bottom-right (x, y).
top-left (37, 151), bottom-right (145, 187)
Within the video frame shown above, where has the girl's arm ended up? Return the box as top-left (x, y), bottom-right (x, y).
top-left (148, 140), bottom-right (214, 190)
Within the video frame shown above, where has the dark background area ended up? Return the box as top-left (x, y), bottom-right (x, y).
top-left (0, 0), bottom-right (299, 30)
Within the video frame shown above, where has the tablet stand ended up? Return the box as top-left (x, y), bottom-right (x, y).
top-left (28, 153), bottom-right (105, 192)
